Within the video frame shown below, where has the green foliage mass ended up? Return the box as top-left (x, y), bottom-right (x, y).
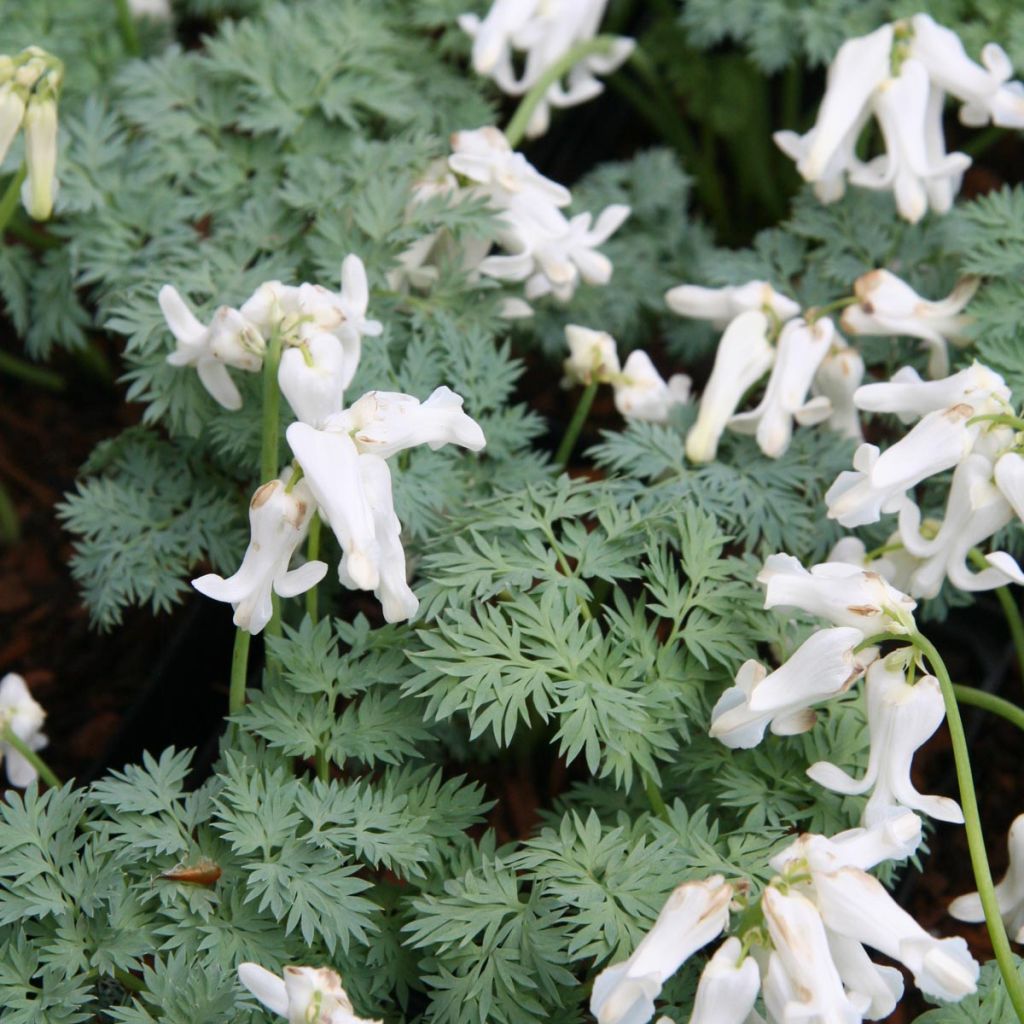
top-left (0, 0), bottom-right (1022, 1022)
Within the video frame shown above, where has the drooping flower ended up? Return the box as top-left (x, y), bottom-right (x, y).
top-left (761, 886), bottom-right (869, 1024)
top-left (159, 286), bottom-right (264, 411)
top-left (684, 938), bottom-right (760, 1024)
top-left (727, 316), bottom-right (834, 458)
top-left (949, 813), bottom-right (1024, 942)
top-left (853, 361), bottom-right (1008, 423)
top-left (807, 657), bottom-right (964, 825)
top-left (278, 335), bottom-right (348, 428)
top-left (611, 350), bottom-right (690, 424)
top-left (813, 342), bottom-right (865, 440)
top-left (757, 552), bottom-right (916, 635)
top-left (192, 476), bottom-right (327, 635)
top-left (238, 962), bottom-right (382, 1024)
top-left (286, 387), bottom-right (485, 622)
top-left (995, 451), bottom-right (1024, 524)
top-left (825, 403), bottom-right (980, 527)
top-left (563, 324), bottom-right (620, 385)
top-left (590, 876), bottom-right (732, 1024)
top-left (847, 58), bottom-right (971, 225)
top-left (0, 673), bottom-right (48, 789)
top-left (773, 24), bottom-right (894, 202)
top-left (458, 1), bottom-right (634, 138)
top-left (910, 13), bottom-right (1024, 129)
top-left (684, 311), bottom-right (775, 464)
top-left (840, 271), bottom-right (979, 379)
top-left (709, 627), bottom-right (872, 749)
top-left (664, 280), bottom-right (801, 329)
top-left (895, 453), bottom-right (1024, 597)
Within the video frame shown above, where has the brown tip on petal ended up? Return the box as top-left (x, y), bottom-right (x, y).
top-left (847, 604), bottom-right (881, 617)
top-left (251, 480), bottom-right (278, 508)
top-left (947, 403), bottom-right (974, 421)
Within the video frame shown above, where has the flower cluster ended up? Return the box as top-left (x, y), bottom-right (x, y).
top-left (592, 813), bottom-right (978, 1024)
top-left (775, 14), bottom-right (1024, 221)
top-left (442, 126), bottom-right (630, 313)
top-left (0, 673), bottom-right (48, 789)
top-left (458, 1), bottom-right (634, 138)
top-left (161, 256), bottom-right (486, 630)
top-left (0, 46), bottom-right (62, 221)
top-left (827, 360), bottom-right (1024, 598)
top-left (238, 962), bottom-right (382, 1024)
top-left (666, 280), bottom-right (851, 461)
top-left (562, 324), bottom-right (690, 423)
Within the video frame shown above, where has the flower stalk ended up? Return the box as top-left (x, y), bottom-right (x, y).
top-left (953, 684), bottom-right (1024, 732)
top-left (0, 165), bottom-right (27, 236)
top-left (910, 630), bottom-right (1024, 1022)
top-left (505, 37), bottom-right (621, 148)
top-left (1, 724), bottom-right (60, 789)
top-left (228, 625), bottom-right (250, 715)
top-left (113, 0), bottom-right (142, 57)
top-left (555, 380), bottom-right (599, 469)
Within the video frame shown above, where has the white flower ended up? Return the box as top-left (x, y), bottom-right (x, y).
top-left (0, 82), bottom-right (26, 164)
top-left (278, 335), bottom-right (347, 428)
top-left (757, 552), bottom-right (916, 635)
top-left (286, 388), bottom-right (485, 622)
top-left (807, 657), bottom-right (964, 825)
top-left (827, 534), bottom-right (920, 596)
top-left (761, 886), bottom-right (868, 1024)
top-left (192, 476), bottom-right (326, 635)
top-left (848, 58), bottom-right (971, 224)
top-left (995, 451), bottom-right (1024, 524)
top-left (664, 280), bottom-right (801, 329)
top-left (590, 876), bottom-right (732, 1024)
top-left (563, 324), bottom-right (620, 385)
top-left (449, 126), bottom-right (570, 206)
top-left (825, 403), bottom-right (980, 527)
top-left (159, 286), bottom-right (264, 411)
top-left (128, 0), bottom-right (172, 17)
top-left (480, 202), bottom-right (631, 304)
top-left (813, 342), bottom-right (865, 440)
top-left (853, 360), bottom-right (1009, 423)
top-left (728, 317), bottom-right (834, 458)
top-left (238, 962), bottom-right (382, 1024)
top-left (773, 24), bottom-right (894, 202)
top-left (949, 813), bottom-right (1024, 942)
top-left (809, 860), bottom-right (979, 1001)
top-left (612, 350), bottom-right (690, 424)
top-left (709, 627), bottom-right (871, 749)
top-left (896, 453), bottom-right (1024, 597)
top-left (337, 386), bottom-right (487, 460)
top-left (0, 673), bottom-right (48, 789)
top-left (840, 272), bottom-right (979, 379)
top-left (21, 92), bottom-right (59, 221)
top-left (687, 937), bottom-right (760, 1024)
top-left (910, 14), bottom-right (1024, 129)
top-left (684, 311), bottom-right (774, 464)
top-left (459, 1), bottom-right (634, 138)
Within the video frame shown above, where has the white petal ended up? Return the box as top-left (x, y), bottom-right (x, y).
top-left (238, 963), bottom-right (289, 1017)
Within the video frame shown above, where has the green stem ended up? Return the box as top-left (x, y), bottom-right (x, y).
top-left (0, 349), bottom-right (65, 391)
top-left (260, 326), bottom-right (285, 485)
top-left (306, 513), bottom-right (321, 624)
top-left (0, 480), bottom-right (18, 544)
top-left (0, 166), bottom-right (28, 236)
top-left (643, 771), bottom-right (670, 823)
top-left (967, 413), bottom-right (1024, 431)
top-left (505, 36), bottom-right (621, 147)
top-left (910, 631), bottom-right (1024, 1023)
top-left (963, 124), bottom-right (1004, 158)
top-left (953, 684), bottom-right (1024, 732)
top-left (113, 967), bottom-right (147, 994)
top-left (228, 628), bottom-right (251, 715)
top-left (2, 725), bottom-right (61, 789)
top-left (806, 295), bottom-right (857, 323)
top-left (113, 0), bottom-right (141, 56)
top-left (969, 548), bottom-right (1024, 693)
top-left (556, 380), bottom-right (599, 469)
top-left (316, 748), bottom-right (329, 783)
